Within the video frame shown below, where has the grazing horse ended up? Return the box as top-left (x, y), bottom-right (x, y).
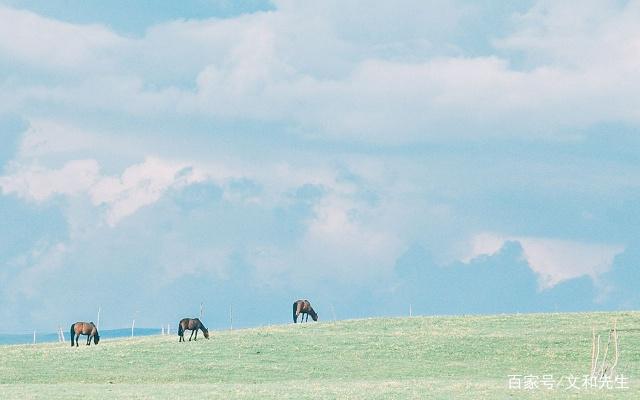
top-left (70, 321), bottom-right (100, 347)
top-left (293, 299), bottom-right (318, 323)
top-left (178, 318), bottom-right (209, 342)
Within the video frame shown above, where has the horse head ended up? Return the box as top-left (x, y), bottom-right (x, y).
top-left (203, 328), bottom-right (210, 339)
top-left (94, 333), bottom-right (100, 345)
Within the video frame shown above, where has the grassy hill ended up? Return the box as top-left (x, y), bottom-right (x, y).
top-left (1, 312), bottom-right (639, 399)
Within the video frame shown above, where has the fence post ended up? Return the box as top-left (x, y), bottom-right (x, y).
top-left (97, 306), bottom-right (101, 331)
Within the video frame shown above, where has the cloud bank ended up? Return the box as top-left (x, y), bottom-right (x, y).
top-left (1, 0), bottom-right (639, 330)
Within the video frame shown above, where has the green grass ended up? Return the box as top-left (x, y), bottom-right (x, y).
top-left (1, 312), bottom-right (640, 399)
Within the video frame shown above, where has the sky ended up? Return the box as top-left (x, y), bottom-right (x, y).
top-left (1, 0), bottom-right (640, 332)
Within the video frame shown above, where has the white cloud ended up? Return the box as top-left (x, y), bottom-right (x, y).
top-left (17, 119), bottom-right (104, 158)
top-left (89, 157), bottom-right (199, 225)
top-left (496, 0), bottom-right (640, 70)
top-left (465, 232), bottom-right (624, 287)
top-left (4, 1), bottom-right (640, 143)
top-left (0, 159), bottom-right (100, 201)
top-left (250, 194), bottom-right (405, 284)
top-left (302, 195), bottom-right (404, 277)
top-left (465, 233), bottom-right (506, 263)
top-left (0, 155), bottom-right (202, 226)
top-left (0, 6), bottom-right (126, 69)
top-left (1, 0), bottom-right (638, 289)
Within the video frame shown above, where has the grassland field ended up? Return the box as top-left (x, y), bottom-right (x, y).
top-left (1, 311), bottom-right (639, 399)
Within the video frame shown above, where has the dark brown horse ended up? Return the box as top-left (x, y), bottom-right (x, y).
top-left (178, 318), bottom-right (209, 342)
top-left (293, 299), bottom-right (318, 323)
top-left (70, 321), bottom-right (100, 347)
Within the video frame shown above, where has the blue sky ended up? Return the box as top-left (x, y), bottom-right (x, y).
top-left (1, 0), bottom-right (640, 332)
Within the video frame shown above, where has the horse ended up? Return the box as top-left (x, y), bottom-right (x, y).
top-left (70, 321), bottom-right (100, 347)
top-left (178, 318), bottom-right (209, 342)
top-left (293, 299), bottom-right (318, 323)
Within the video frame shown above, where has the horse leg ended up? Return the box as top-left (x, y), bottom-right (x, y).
top-left (194, 329), bottom-right (198, 341)
top-left (189, 330), bottom-right (194, 341)
top-left (86, 335), bottom-right (90, 345)
top-left (75, 333), bottom-right (80, 347)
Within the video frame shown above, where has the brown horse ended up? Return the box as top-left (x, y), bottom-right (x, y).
top-left (293, 299), bottom-right (318, 323)
top-left (178, 318), bottom-right (209, 342)
top-left (70, 321), bottom-right (100, 347)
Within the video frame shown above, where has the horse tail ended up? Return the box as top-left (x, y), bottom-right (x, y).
top-left (70, 323), bottom-right (75, 347)
top-left (178, 321), bottom-right (184, 337)
top-left (292, 302), bottom-right (297, 323)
